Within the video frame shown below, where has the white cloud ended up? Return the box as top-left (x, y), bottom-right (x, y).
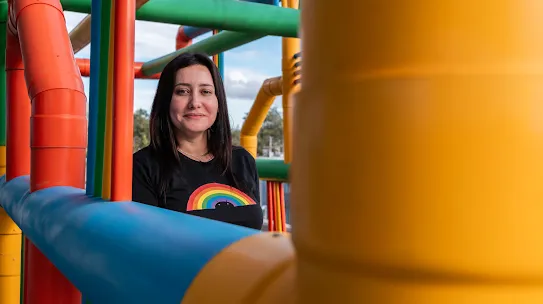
top-left (134, 20), bottom-right (179, 61)
top-left (224, 67), bottom-right (269, 100)
top-left (64, 12), bottom-right (178, 61)
top-left (64, 12), bottom-right (88, 31)
top-left (133, 80), bottom-right (158, 111)
top-left (225, 67), bottom-right (283, 128)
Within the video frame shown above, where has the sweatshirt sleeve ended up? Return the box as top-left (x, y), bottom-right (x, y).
top-left (132, 152), bottom-right (159, 206)
top-left (233, 146), bottom-right (261, 204)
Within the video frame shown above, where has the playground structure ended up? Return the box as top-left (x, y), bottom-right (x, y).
top-left (0, 0), bottom-right (297, 303)
top-left (1, 0), bottom-right (543, 303)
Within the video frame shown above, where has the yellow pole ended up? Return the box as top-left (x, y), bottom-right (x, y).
top-left (0, 145), bottom-right (21, 304)
top-left (212, 29), bottom-right (219, 65)
top-left (240, 76), bottom-right (282, 158)
top-left (274, 183), bottom-right (283, 232)
top-left (0, 146), bottom-right (6, 174)
top-left (102, 2), bottom-right (115, 200)
top-left (280, 0), bottom-right (300, 164)
top-left (292, 1), bottom-right (543, 303)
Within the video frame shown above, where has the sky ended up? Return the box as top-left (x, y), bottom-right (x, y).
top-left (64, 12), bottom-right (284, 129)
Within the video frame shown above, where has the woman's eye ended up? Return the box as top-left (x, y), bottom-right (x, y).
top-left (176, 89), bottom-right (189, 95)
top-left (201, 90), bottom-right (212, 95)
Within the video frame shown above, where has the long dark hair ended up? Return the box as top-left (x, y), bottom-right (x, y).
top-left (149, 52), bottom-right (235, 203)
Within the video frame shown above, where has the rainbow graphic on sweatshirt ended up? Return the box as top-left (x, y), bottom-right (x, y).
top-left (186, 183), bottom-right (256, 211)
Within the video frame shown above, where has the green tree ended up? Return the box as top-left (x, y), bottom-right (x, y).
top-left (133, 108), bottom-right (150, 152)
top-left (257, 107), bottom-right (283, 156)
top-left (241, 106), bottom-right (283, 156)
top-left (231, 126), bottom-right (241, 146)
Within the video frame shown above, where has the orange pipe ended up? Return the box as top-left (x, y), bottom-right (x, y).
top-left (11, 0), bottom-right (87, 303)
top-left (5, 11), bottom-right (29, 304)
top-left (15, 0), bottom-right (87, 190)
top-left (279, 182), bottom-right (287, 232)
top-left (266, 181), bottom-right (275, 231)
top-left (134, 64), bottom-right (161, 79)
top-left (110, 0), bottom-right (136, 201)
top-left (76, 58), bottom-right (160, 79)
top-left (5, 23), bottom-right (30, 181)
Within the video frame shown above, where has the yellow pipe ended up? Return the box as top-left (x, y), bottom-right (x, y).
top-left (275, 184), bottom-right (283, 232)
top-left (68, 0), bottom-right (149, 54)
top-left (292, 0), bottom-right (543, 303)
top-left (240, 76), bottom-right (282, 158)
top-left (212, 30), bottom-right (219, 65)
top-left (280, 0), bottom-right (300, 164)
top-left (182, 233), bottom-right (295, 304)
top-left (0, 146), bottom-right (6, 174)
top-left (0, 145), bottom-right (21, 304)
top-left (101, 78), bottom-right (113, 199)
top-left (101, 4), bottom-right (115, 200)
top-left (0, 212), bottom-right (21, 304)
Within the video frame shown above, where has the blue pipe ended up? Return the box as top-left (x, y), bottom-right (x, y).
top-left (0, 176), bottom-right (259, 303)
top-left (86, 0), bottom-right (102, 196)
top-left (182, 26), bottom-right (210, 39)
top-left (218, 52), bottom-right (224, 79)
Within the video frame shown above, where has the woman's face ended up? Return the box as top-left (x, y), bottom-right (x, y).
top-left (169, 64), bottom-right (218, 137)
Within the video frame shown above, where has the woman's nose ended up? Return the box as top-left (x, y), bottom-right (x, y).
top-left (188, 94), bottom-right (203, 108)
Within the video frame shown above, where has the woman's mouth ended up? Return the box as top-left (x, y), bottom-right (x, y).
top-left (184, 113), bottom-right (205, 119)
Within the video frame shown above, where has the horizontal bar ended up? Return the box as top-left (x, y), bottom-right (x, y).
top-left (141, 31), bottom-right (263, 76)
top-left (76, 58), bottom-right (160, 79)
top-left (60, 0), bottom-right (299, 38)
top-left (256, 159), bottom-right (289, 181)
top-left (0, 175), bottom-right (258, 303)
top-left (178, 0), bottom-right (279, 42)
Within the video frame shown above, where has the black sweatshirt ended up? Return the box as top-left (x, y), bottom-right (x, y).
top-left (132, 145), bottom-right (263, 230)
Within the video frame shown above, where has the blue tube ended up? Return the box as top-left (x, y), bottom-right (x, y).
top-left (0, 176), bottom-right (259, 303)
top-left (218, 52), bottom-right (224, 79)
top-left (182, 26), bottom-right (211, 39)
top-left (85, 0), bottom-right (102, 196)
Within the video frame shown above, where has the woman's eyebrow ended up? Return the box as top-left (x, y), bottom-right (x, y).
top-left (174, 83), bottom-right (214, 87)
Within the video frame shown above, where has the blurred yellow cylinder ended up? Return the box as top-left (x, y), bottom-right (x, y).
top-left (182, 233), bottom-right (296, 304)
top-left (292, 1), bottom-right (543, 303)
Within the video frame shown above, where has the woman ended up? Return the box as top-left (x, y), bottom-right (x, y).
top-left (132, 52), bottom-right (263, 230)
